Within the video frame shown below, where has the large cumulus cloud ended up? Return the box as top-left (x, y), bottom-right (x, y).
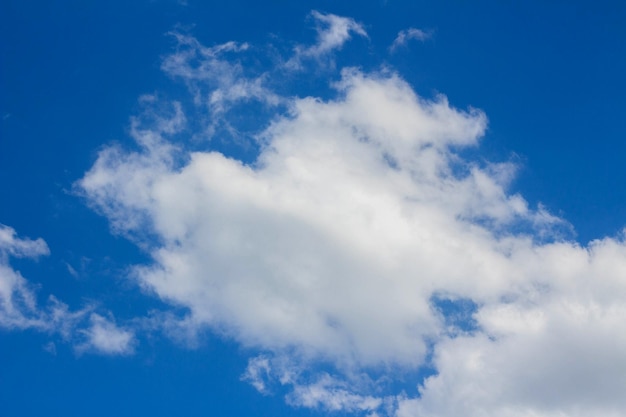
top-left (79, 12), bottom-right (626, 417)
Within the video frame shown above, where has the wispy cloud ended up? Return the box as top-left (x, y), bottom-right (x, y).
top-left (160, 32), bottom-right (281, 140)
top-left (286, 11), bottom-right (367, 70)
top-left (242, 356), bottom-right (273, 394)
top-left (0, 224), bottom-right (52, 330)
top-left (161, 32), bottom-right (278, 108)
top-left (0, 224), bottom-right (134, 355)
top-left (389, 27), bottom-right (432, 52)
top-left (0, 224), bottom-right (49, 259)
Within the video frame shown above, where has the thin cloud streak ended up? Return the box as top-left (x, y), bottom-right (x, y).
top-left (389, 27), bottom-right (432, 52)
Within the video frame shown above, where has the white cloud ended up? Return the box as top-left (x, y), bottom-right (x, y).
top-left (287, 374), bottom-right (383, 412)
top-left (0, 224), bottom-right (135, 355)
top-left (242, 356), bottom-right (273, 394)
top-left (287, 11), bottom-right (367, 70)
top-left (80, 67), bottom-right (496, 368)
top-left (389, 28), bottom-right (432, 52)
top-left (78, 22), bottom-right (626, 417)
top-left (243, 354), bottom-right (390, 413)
top-left (0, 224), bottom-right (51, 329)
top-left (162, 32), bottom-right (280, 111)
top-left (76, 313), bottom-right (135, 355)
top-left (401, 237), bottom-right (626, 417)
top-left (0, 224), bottom-right (49, 259)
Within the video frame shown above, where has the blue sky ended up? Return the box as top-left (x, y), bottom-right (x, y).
top-left (1, 1), bottom-right (626, 416)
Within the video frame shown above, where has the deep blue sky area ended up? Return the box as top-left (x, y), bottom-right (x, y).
top-left (2, 1), bottom-right (625, 245)
top-left (1, 1), bottom-right (625, 416)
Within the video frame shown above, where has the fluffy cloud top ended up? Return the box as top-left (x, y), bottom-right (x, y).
top-left (78, 17), bottom-right (626, 417)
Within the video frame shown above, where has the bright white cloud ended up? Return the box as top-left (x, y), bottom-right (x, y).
top-left (389, 28), bottom-right (431, 52)
top-left (78, 17), bottom-right (626, 417)
top-left (80, 67), bottom-right (495, 368)
top-left (416, 237), bottom-right (626, 417)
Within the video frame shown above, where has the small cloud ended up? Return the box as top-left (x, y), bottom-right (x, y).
top-left (241, 356), bottom-right (273, 394)
top-left (286, 11), bottom-right (368, 70)
top-left (43, 341), bottom-right (57, 355)
top-left (65, 262), bottom-right (79, 279)
top-left (0, 224), bottom-right (51, 330)
top-left (159, 32), bottom-right (280, 139)
top-left (287, 374), bottom-right (383, 412)
top-left (75, 313), bottom-right (135, 356)
top-left (389, 27), bottom-right (432, 53)
top-left (0, 224), bottom-right (49, 260)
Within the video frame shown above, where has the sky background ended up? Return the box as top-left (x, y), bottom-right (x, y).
top-left (1, 1), bottom-right (626, 416)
